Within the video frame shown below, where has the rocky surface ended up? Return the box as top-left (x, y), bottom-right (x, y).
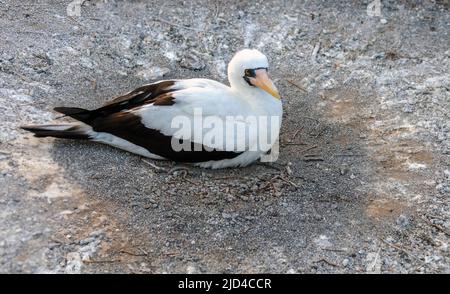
top-left (0, 0), bottom-right (449, 273)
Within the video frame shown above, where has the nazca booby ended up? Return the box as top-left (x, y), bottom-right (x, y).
top-left (22, 49), bottom-right (282, 169)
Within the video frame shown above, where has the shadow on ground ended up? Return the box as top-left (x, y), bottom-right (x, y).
top-left (48, 80), bottom-right (373, 273)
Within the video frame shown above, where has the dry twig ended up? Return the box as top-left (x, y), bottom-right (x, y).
top-left (287, 80), bottom-right (308, 93)
top-left (315, 258), bottom-right (340, 267)
top-left (422, 216), bottom-right (450, 236)
top-left (141, 158), bottom-right (168, 172)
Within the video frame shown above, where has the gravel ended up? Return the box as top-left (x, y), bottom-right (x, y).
top-left (0, 0), bottom-right (449, 273)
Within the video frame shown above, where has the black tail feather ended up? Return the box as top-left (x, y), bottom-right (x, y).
top-left (21, 124), bottom-right (90, 140)
top-left (53, 107), bottom-right (92, 124)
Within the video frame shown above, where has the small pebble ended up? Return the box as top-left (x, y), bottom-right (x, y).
top-left (396, 214), bottom-right (411, 230)
top-left (342, 258), bottom-right (350, 267)
top-left (222, 212), bottom-right (232, 219)
top-left (180, 53), bottom-right (206, 70)
top-left (403, 103), bottom-right (414, 113)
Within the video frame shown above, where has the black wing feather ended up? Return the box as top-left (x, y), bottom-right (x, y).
top-left (54, 80), bottom-right (176, 124)
top-left (91, 111), bottom-right (242, 163)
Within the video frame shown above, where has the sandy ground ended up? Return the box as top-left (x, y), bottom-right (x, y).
top-left (0, 0), bottom-right (449, 273)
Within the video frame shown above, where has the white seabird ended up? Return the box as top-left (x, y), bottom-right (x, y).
top-left (21, 49), bottom-right (283, 169)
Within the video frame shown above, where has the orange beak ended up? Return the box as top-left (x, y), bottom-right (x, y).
top-left (250, 69), bottom-right (281, 99)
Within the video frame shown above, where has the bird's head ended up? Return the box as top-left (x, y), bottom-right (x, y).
top-left (227, 49), bottom-right (281, 100)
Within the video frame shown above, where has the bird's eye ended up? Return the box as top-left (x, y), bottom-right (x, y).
top-left (244, 69), bottom-right (251, 76)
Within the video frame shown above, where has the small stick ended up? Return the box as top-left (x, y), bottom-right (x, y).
top-left (257, 162), bottom-right (283, 171)
top-left (168, 166), bottom-right (196, 184)
top-left (300, 145), bottom-right (318, 154)
top-left (290, 128), bottom-right (302, 141)
top-left (181, 176), bottom-right (196, 185)
top-left (84, 77), bottom-right (97, 90)
top-left (257, 175), bottom-right (279, 192)
top-left (270, 181), bottom-right (278, 195)
top-left (281, 127), bottom-right (305, 146)
top-left (167, 166), bottom-right (190, 175)
top-left (303, 157), bottom-right (324, 162)
top-left (379, 238), bottom-right (423, 264)
top-left (83, 259), bottom-right (121, 264)
top-left (315, 258), bottom-right (339, 267)
top-left (311, 41), bottom-right (321, 62)
top-left (141, 158), bottom-right (167, 172)
top-left (314, 127), bottom-right (327, 138)
top-left (367, 248), bottom-right (381, 272)
top-left (425, 214), bottom-right (447, 221)
top-left (304, 153), bottom-right (321, 157)
top-left (278, 176), bottom-right (300, 188)
top-left (119, 249), bottom-right (147, 257)
top-left (422, 216), bottom-right (450, 236)
top-left (287, 80), bottom-right (308, 93)
top-left (300, 116), bottom-right (320, 122)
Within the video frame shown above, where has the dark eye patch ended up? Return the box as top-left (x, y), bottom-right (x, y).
top-left (244, 67), bottom-right (268, 77)
top-left (244, 69), bottom-right (256, 78)
top-left (243, 67), bottom-right (268, 86)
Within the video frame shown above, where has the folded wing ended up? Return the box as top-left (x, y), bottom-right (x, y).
top-left (54, 79), bottom-right (244, 162)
